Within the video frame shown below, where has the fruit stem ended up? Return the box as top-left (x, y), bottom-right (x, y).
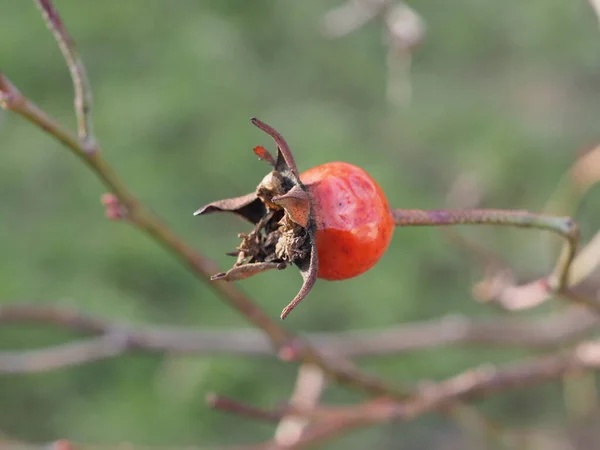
top-left (392, 208), bottom-right (579, 292)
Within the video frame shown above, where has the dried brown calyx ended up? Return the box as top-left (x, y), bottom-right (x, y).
top-left (194, 118), bottom-right (318, 319)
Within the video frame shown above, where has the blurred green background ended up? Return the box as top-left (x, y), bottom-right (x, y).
top-left (2, 1), bottom-right (600, 448)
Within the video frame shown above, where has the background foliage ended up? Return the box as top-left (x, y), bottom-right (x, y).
top-left (2, 1), bottom-right (600, 448)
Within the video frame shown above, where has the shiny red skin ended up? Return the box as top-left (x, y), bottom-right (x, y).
top-left (300, 162), bottom-right (394, 281)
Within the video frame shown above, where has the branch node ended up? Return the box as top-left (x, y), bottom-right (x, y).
top-left (278, 339), bottom-right (304, 362)
top-left (206, 393), bottom-right (282, 422)
top-left (81, 137), bottom-right (99, 156)
top-left (101, 193), bottom-right (128, 220)
top-left (0, 73), bottom-right (24, 110)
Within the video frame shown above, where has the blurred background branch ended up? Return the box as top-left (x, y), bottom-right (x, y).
top-left (322, 0), bottom-right (425, 106)
top-left (1, 304), bottom-right (598, 374)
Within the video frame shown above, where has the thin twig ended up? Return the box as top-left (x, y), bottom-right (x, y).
top-left (544, 143), bottom-right (600, 287)
top-left (391, 340), bottom-right (600, 420)
top-left (325, 307), bottom-right (599, 355)
top-left (207, 394), bottom-right (283, 423)
top-left (0, 335), bottom-right (128, 374)
top-left (392, 208), bottom-right (589, 315)
top-left (330, 340), bottom-right (600, 424)
top-left (34, 0), bottom-right (96, 151)
top-left (257, 340), bottom-right (600, 449)
top-left (0, 303), bottom-right (596, 388)
top-left (274, 364), bottom-right (326, 447)
top-left (441, 155), bottom-right (600, 314)
top-left (1, 304), bottom-right (597, 372)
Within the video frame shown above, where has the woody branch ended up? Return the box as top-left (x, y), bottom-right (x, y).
top-left (0, 304), bottom-right (597, 373)
top-left (201, 339), bottom-right (600, 449)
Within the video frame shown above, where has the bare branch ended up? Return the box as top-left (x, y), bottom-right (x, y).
top-left (274, 364), bottom-right (326, 446)
top-left (0, 336), bottom-right (128, 374)
top-left (261, 340), bottom-right (600, 448)
top-left (543, 144), bottom-right (600, 289)
top-left (34, 0), bottom-right (96, 151)
top-left (392, 208), bottom-right (583, 316)
top-left (0, 304), bottom-right (108, 333)
top-left (313, 340), bottom-right (600, 426)
top-left (443, 144), bottom-right (600, 314)
top-left (325, 307), bottom-right (598, 355)
top-left (207, 393), bottom-right (283, 423)
top-left (390, 340), bottom-right (600, 420)
top-left (279, 410), bottom-right (378, 450)
top-left (1, 304), bottom-right (598, 374)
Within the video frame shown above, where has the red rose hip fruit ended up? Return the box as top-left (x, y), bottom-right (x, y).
top-left (300, 162), bottom-right (394, 281)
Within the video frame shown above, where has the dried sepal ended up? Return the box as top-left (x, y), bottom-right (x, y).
top-left (281, 233), bottom-right (319, 319)
top-left (194, 118), bottom-right (320, 319)
top-left (211, 262), bottom-right (287, 282)
top-left (253, 145), bottom-right (276, 167)
top-left (194, 192), bottom-right (265, 224)
top-left (272, 185), bottom-right (310, 227)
